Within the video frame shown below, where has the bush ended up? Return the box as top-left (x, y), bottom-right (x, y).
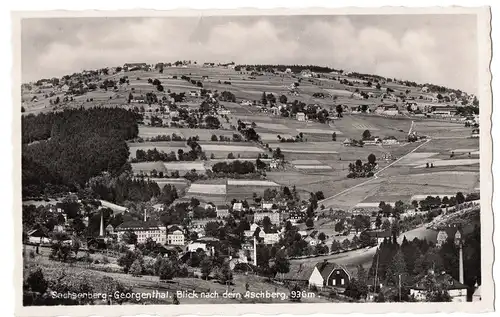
top-left (29, 250), bottom-right (36, 259)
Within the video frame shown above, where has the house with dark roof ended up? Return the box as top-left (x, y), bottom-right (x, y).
top-left (363, 229), bottom-right (392, 247)
top-left (279, 261), bottom-right (352, 290)
top-left (216, 205), bottom-right (230, 219)
top-left (310, 261), bottom-right (352, 289)
top-left (410, 271), bottom-right (468, 302)
top-left (278, 263), bottom-right (318, 288)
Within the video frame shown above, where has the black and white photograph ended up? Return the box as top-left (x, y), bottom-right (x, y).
top-left (14, 6), bottom-right (493, 315)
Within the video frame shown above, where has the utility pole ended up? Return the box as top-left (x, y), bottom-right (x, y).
top-left (398, 274), bottom-right (401, 302)
top-left (373, 249), bottom-right (380, 293)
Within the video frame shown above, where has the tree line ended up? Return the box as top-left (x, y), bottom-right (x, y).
top-left (22, 108), bottom-right (140, 198)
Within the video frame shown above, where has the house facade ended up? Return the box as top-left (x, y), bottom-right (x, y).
top-left (216, 205), bottom-right (230, 218)
top-left (410, 272), bottom-right (468, 302)
top-left (296, 112), bottom-right (306, 121)
top-left (167, 225), bottom-right (185, 245)
top-left (254, 212), bottom-right (280, 225)
top-left (115, 221), bottom-right (167, 244)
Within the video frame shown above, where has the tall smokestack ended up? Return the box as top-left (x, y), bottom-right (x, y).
top-left (253, 235), bottom-right (257, 266)
top-left (99, 210), bottom-right (104, 237)
top-left (459, 243), bottom-right (464, 284)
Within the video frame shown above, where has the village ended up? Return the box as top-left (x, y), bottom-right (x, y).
top-left (22, 59), bottom-right (481, 305)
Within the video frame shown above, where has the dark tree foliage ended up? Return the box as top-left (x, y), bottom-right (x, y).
top-left (22, 108), bottom-right (140, 197)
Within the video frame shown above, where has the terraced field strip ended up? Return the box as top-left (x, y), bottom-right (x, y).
top-left (201, 144), bottom-right (264, 152)
top-left (254, 122), bottom-right (290, 130)
top-left (163, 162), bottom-right (206, 171)
top-left (227, 179), bottom-right (280, 186)
top-left (291, 159), bottom-right (323, 165)
top-left (414, 159), bottom-right (479, 168)
top-left (294, 165), bottom-right (333, 170)
top-left (296, 129), bottom-right (343, 135)
top-left (410, 194), bottom-right (456, 201)
top-left (187, 184), bottom-right (227, 195)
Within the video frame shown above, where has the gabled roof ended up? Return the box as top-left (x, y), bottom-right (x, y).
top-left (316, 261), bottom-right (352, 282)
top-left (412, 272), bottom-right (467, 290)
top-left (280, 263), bottom-right (317, 281)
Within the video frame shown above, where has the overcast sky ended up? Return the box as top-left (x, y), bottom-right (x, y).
top-left (21, 14), bottom-right (478, 93)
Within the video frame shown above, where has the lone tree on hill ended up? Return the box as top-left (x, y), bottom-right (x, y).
top-left (368, 153), bottom-right (377, 165)
top-left (362, 129), bottom-right (372, 140)
top-left (336, 104), bottom-right (344, 117)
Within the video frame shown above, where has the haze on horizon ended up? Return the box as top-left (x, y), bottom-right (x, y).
top-left (21, 14), bottom-right (478, 94)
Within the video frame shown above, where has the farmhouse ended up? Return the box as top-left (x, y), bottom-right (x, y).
top-left (186, 241), bottom-right (208, 253)
top-left (376, 105), bottom-right (399, 116)
top-left (115, 220), bottom-right (167, 244)
top-left (309, 261), bottom-right (352, 289)
top-left (124, 63), bottom-right (149, 71)
top-left (382, 136), bottom-right (399, 145)
top-left (60, 84), bottom-right (70, 93)
top-left (410, 271), bottom-right (467, 302)
top-left (471, 128), bottom-right (480, 138)
top-left (421, 86), bottom-right (430, 93)
top-left (233, 202), bottom-right (244, 212)
top-left (304, 236), bottom-right (319, 246)
top-left (432, 106), bottom-right (457, 117)
top-left (363, 229), bottom-right (392, 247)
top-left (167, 225), bottom-right (185, 246)
top-left (300, 69), bottom-right (313, 78)
top-left (296, 112), bottom-right (306, 122)
top-left (285, 68), bottom-right (292, 74)
top-left (27, 229), bottom-right (50, 244)
top-left (277, 263), bottom-right (317, 288)
top-left (254, 211), bottom-right (280, 225)
top-left (261, 228), bottom-right (280, 245)
top-left (216, 204), bottom-right (230, 219)
top-left (343, 138), bottom-right (354, 146)
top-left (190, 219), bottom-right (212, 237)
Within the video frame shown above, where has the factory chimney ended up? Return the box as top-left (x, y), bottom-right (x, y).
top-left (253, 235), bottom-right (257, 266)
top-left (99, 210), bottom-right (104, 237)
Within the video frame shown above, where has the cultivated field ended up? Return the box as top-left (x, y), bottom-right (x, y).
top-left (187, 184), bottom-right (227, 195)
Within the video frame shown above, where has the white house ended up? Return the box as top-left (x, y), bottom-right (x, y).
top-left (410, 272), bottom-right (468, 302)
top-left (363, 230), bottom-right (392, 247)
top-left (233, 202), bottom-right (244, 212)
top-left (27, 229), bottom-right (50, 244)
top-left (216, 205), bottom-right (230, 218)
top-left (254, 212), bottom-right (280, 225)
top-left (382, 136), bottom-right (399, 145)
top-left (187, 242), bottom-right (208, 253)
top-left (296, 112), bottom-right (306, 122)
top-left (262, 229), bottom-right (280, 245)
top-left (167, 225), bottom-right (185, 245)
